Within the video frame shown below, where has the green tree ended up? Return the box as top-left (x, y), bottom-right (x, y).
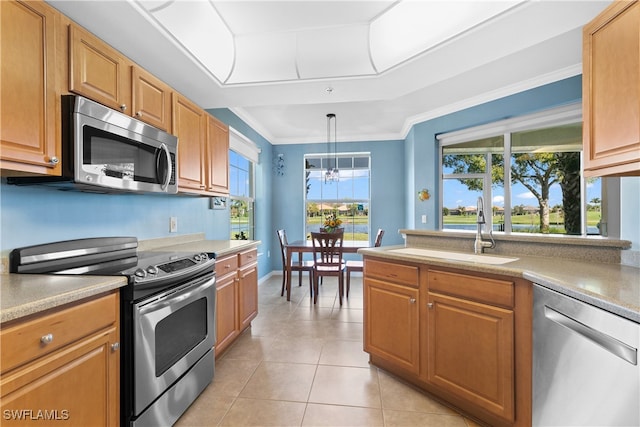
top-left (443, 152), bottom-right (581, 233)
top-left (555, 152), bottom-right (581, 234)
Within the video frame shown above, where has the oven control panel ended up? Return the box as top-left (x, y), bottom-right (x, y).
top-left (128, 252), bottom-right (215, 284)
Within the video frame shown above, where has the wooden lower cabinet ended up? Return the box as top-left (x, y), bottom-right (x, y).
top-left (427, 292), bottom-right (515, 421)
top-left (0, 292), bottom-right (120, 426)
top-left (214, 248), bottom-right (258, 357)
top-left (364, 277), bottom-right (420, 376)
top-left (238, 259), bottom-right (258, 331)
top-left (215, 256), bottom-right (240, 356)
top-left (363, 257), bottom-right (532, 427)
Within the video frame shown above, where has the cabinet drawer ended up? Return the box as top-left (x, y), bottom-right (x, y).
top-left (364, 258), bottom-right (419, 287)
top-left (239, 249), bottom-right (257, 267)
top-left (0, 292), bottom-right (118, 373)
top-left (428, 269), bottom-right (514, 308)
top-left (216, 254), bottom-right (238, 277)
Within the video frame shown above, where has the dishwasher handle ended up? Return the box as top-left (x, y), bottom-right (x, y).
top-left (544, 305), bottom-right (638, 365)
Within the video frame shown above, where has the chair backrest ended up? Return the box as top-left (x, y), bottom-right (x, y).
top-left (373, 229), bottom-right (385, 247)
top-left (310, 231), bottom-right (344, 268)
top-left (276, 229), bottom-right (288, 266)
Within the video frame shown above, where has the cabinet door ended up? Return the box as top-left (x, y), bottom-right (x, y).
top-left (238, 263), bottom-right (258, 331)
top-left (0, 0), bottom-right (61, 175)
top-left (69, 24), bottom-right (131, 113)
top-left (364, 277), bottom-right (420, 375)
top-left (132, 67), bottom-right (172, 131)
top-left (427, 292), bottom-right (514, 422)
top-left (172, 93), bottom-right (206, 193)
top-left (214, 272), bottom-right (239, 357)
top-left (0, 327), bottom-right (119, 426)
top-left (583, 1), bottom-right (640, 176)
top-left (206, 115), bottom-right (230, 195)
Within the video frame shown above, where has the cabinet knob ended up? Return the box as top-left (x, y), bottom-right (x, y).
top-left (111, 342), bottom-right (120, 352)
top-left (427, 303), bottom-right (434, 309)
top-left (40, 333), bottom-right (54, 344)
top-left (120, 104), bottom-right (127, 112)
top-left (135, 111), bottom-right (142, 117)
top-left (49, 156), bottom-right (59, 165)
top-left (409, 298), bottom-right (416, 304)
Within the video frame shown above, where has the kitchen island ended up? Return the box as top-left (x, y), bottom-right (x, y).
top-left (359, 230), bottom-right (639, 427)
top-left (361, 230), bottom-right (639, 322)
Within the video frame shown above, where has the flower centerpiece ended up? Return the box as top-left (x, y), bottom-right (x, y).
top-left (323, 212), bottom-right (343, 233)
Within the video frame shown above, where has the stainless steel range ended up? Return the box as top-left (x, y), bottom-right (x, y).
top-left (10, 237), bottom-right (217, 427)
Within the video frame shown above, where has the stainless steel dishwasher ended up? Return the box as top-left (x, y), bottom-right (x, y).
top-left (533, 284), bottom-right (639, 426)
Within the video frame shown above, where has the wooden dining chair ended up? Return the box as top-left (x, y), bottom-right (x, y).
top-left (345, 228), bottom-right (385, 297)
top-left (311, 230), bottom-right (346, 305)
top-left (276, 229), bottom-right (314, 298)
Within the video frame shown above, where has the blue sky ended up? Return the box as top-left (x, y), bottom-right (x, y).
top-left (443, 179), bottom-right (602, 210)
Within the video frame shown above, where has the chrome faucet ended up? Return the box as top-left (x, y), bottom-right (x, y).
top-left (474, 196), bottom-right (496, 254)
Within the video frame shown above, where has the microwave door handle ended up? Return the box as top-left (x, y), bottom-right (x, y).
top-left (157, 143), bottom-right (172, 191)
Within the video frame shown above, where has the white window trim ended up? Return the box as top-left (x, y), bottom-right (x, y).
top-left (437, 103), bottom-right (582, 146)
top-left (437, 102), bottom-right (614, 236)
top-left (230, 127), bottom-right (261, 164)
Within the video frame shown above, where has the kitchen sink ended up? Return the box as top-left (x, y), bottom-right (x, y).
top-left (390, 247), bottom-right (519, 265)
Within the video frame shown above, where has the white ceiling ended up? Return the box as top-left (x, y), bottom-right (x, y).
top-left (47, 0), bottom-right (612, 145)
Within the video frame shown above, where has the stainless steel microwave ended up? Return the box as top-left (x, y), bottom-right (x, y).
top-left (9, 95), bottom-right (178, 194)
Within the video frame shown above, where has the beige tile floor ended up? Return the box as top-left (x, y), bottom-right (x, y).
top-left (176, 274), bottom-right (481, 427)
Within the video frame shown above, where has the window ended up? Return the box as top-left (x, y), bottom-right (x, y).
top-left (439, 104), bottom-right (602, 236)
top-left (229, 150), bottom-right (254, 240)
top-left (304, 153), bottom-right (370, 242)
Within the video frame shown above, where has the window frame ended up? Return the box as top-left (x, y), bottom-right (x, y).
top-left (437, 103), bottom-right (608, 236)
top-left (303, 152), bottom-right (371, 242)
top-left (229, 149), bottom-right (255, 240)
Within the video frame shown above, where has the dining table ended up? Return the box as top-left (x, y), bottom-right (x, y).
top-left (284, 239), bottom-right (369, 301)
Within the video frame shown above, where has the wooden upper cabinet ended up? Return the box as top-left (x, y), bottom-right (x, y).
top-left (172, 93), bottom-right (207, 193)
top-left (69, 23), bottom-right (131, 114)
top-left (583, 0), bottom-right (640, 176)
top-left (0, 0), bottom-right (61, 175)
top-left (206, 115), bottom-right (230, 195)
top-left (132, 67), bottom-right (172, 131)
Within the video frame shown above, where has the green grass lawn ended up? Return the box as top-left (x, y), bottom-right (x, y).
top-left (443, 211), bottom-right (601, 233)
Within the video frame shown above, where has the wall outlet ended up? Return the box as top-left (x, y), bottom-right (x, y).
top-left (421, 214), bottom-right (427, 224)
top-left (170, 216), bottom-right (178, 233)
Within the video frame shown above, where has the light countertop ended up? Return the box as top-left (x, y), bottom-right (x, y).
top-left (1, 236), bottom-right (260, 324)
top-left (0, 274), bottom-right (126, 323)
top-left (359, 245), bottom-right (640, 323)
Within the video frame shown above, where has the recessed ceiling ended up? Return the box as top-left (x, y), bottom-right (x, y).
top-left (46, 0), bottom-right (613, 144)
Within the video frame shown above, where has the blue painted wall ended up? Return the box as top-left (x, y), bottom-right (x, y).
top-left (0, 180), bottom-right (229, 246)
top-left (407, 75), bottom-right (583, 230)
top-left (2, 74), bottom-right (638, 276)
top-left (267, 139), bottom-right (406, 271)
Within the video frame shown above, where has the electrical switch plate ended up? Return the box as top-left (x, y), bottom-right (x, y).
top-left (170, 217), bottom-right (178, 233)
top-left (421, 214), bottom-right (427, 224)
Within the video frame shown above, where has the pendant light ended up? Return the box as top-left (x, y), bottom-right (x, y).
top-left (324, 113), bottom-right (339, 183)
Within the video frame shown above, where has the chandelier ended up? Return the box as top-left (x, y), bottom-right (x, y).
top-left (325, 113), bottom-right (339, 183)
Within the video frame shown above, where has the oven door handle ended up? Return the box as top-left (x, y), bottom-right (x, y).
top-left (137, 275), bottom-right (215, 315)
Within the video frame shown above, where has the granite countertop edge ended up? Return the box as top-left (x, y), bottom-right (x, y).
top-left (1, 275), bottom-right (127, 324)
top-left (1, 238), bottom-right (261, 324)
top-left (359, 245), bottom-right (640, 323)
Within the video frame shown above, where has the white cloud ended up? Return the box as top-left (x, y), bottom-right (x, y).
top-left (517, 191), bottom-right (535, 200)
top-left (492, 195), bottom-right (504, 205)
